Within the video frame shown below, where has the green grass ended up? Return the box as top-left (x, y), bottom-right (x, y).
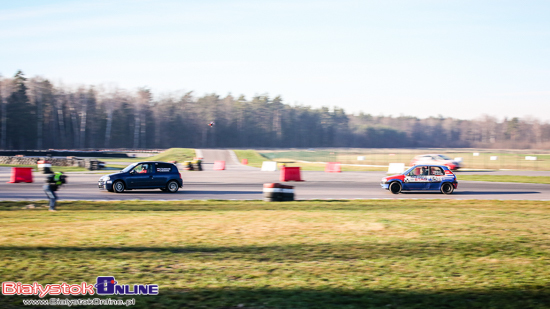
top-left (0, 164), bottom-right (86, 172)
top-left (277, 160), bottom-right (388, 172)
top-left (146, 148), bottom-right (196, 162)
top-left (259, 149), bottom-right (550, 171)
top-left (233, 151), bottom-right (388, 171)
top-left (0, 164), bottom-right (127, 173)
top-left (100, 148), bottom-right (196, 163)
top-left (458, 175), bottom-right (550, 184)
top-left (0, 164), bottom-right (36, 169)
top-left (233, 149), bottom-right (269, 167)
top-left (1, 199), bottom-right (549, 308)
top-left (98, 157), bottom-right (147, 162)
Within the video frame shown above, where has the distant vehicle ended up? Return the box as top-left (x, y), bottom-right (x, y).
top-left (380, 164), bottom-right (458, 194)
top-left (98, 162), bottom-right (182, 193)
top-left (410, 154), bottom-right (462, 171)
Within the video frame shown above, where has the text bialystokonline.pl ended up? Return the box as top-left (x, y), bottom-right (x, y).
top-left (22, 298), bottom-right (136, 306)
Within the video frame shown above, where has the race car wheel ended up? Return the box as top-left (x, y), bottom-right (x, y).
top-left (441, 183), bottom-right (454, 195)
top-left (166, 180), bottom-right (179, 193)
top-left (389, 182), bottom-right (402, 194)
top-left (113, 180), bottom-right (125, 193)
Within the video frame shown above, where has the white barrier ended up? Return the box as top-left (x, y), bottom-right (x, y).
top-left (261, 161), bottom-right (278, 171)
top-left (473, 153), bottom-right (480, 156)
top-left (526, 156), bottom-right (537, 161)
top-left (490, 156), bottom-right (498, 160)
top-left (357, 156), bottom-right (365, 161)
top-left (387, 163), bottom-right (405, 174)
top-left (454, 157), bottom-right (463, 162)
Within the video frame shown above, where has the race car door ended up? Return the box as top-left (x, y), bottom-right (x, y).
top-left (127, 163), bottom-right (153, 188)
top-left (403, 166), bottom-right (430, 190)
top-left (428, 166), bottom-right (445, 190)
top-left (151, 163), bottom-right (172, 187)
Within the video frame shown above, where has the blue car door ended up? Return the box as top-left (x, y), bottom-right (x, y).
top-left (127, 163), bottom-right (153, 188)
top-left (428, 166), bottom-right (445, 190)
top-left (403, 166), bottom-right (430, 190)
top-left (151, 163), bottom-right (172, 187)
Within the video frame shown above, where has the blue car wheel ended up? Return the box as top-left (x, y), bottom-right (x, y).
top-left (113, 180), bottom-right (125, 193)
top-left (166, 180), bottom-right (179, 193)
top-left (389, 182), bottom-right (402, 194)
top-left (441, 183), bottom-right (454, 194)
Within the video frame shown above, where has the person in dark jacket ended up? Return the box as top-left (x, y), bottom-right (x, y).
top-left (43, 171), bottom-right (66, 212)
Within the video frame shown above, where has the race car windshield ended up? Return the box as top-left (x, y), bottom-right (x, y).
top-left (122, 163), bottom-right (138, 173)
top-left (438, 155), bottom-right (451, 160)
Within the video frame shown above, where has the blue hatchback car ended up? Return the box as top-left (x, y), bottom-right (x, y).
top-left (98, 161), bottom-right (183, 193)
top-left (380, 164), bottom-right (458, 194)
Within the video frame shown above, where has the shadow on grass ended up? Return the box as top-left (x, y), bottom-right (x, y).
top-left (127, 287), bottom-right (550, 309)
top-left (0, 200), bottom-right (436, 212)
top-left (0, 240), bottom-right (543, 261)
top-left (1, 286), bottom-right (549, 309)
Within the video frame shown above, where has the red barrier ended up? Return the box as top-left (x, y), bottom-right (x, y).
top-left (241, 159), bottom-right (248, 165)
top-left (325, 162), bottom-right (341, 173)
top-left (213, 160), bottom-right (226, 170)
top-left (7, 167), bottom-right (33, 183)
top-left (280, 166), bottom-right (303, 182)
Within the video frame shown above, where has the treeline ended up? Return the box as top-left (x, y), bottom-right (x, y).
top-left (1, 71), bottom-right (549, 150)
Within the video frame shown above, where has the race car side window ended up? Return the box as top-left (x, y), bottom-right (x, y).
top-left (132, 163), bottom-right (151, 174)
top-left (408, 167), bottom-right (422, 176)
top-left (430, 167), bottom-right (445, 176)
top-left (155, 163), bottom-right (173, 173)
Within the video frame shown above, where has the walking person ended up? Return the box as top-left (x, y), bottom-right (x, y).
top-left (43, 171), bottom-right (67, 212)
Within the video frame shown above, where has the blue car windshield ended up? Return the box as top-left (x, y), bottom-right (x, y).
top-left (121, 163), bottom-right (138, 173)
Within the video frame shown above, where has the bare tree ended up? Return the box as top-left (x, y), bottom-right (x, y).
top-left (137, 88), bottom-right (152, 149)
top-left (0, 76), bottom-right (13, 149)
top-left (28, 78), bottom-right (45, 149)
top-left (79, 89), bottom-right (88, 148)
top-left (67, 92), bottom-right (80, 147)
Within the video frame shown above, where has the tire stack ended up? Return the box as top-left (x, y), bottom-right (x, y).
top-left (263, 183), bottom-right (295, 202)
top-left (184, 161), bottom-right (194, 171)
top-left (37, 159), bottom-right (52, 174)
top-left (85, 159), bottom-right (104, 171)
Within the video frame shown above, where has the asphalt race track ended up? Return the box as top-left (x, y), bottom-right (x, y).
top-left (1, 149), bottom-right (550, 201)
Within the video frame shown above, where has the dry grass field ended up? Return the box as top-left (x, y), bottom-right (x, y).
top-left (1, 200), bottom-right (549, 308)
top-left (258, 149), bottom-right (550, 171)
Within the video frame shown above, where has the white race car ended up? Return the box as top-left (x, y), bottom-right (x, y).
top-left (410, 154), bottom-right (462, 171)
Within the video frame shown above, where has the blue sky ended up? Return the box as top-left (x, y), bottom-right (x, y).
top-left (1, 0), bottom-right (549, 120)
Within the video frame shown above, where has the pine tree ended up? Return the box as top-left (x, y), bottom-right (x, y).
top-left (6, 71), bottom-right (35, 149)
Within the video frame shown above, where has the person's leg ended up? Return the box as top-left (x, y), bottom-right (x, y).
top-left (44, 185), bottom-right (57, 211)
top-left (50, 190), bottom-right (57, 210)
